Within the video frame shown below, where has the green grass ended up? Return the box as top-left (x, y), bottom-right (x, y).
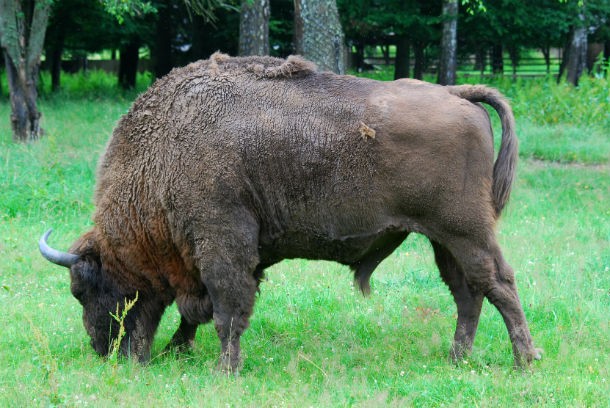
top-left (1, 71), bottom-right (609, 406)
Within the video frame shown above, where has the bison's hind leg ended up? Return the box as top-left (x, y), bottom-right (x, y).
top-left (166, 316), bottom-right (199, 352)
top-left (444, 235), bottom-right (540, 367)
top-left (167, 289), bottom-right (215, 352)
top-left (431, 241), bottom-right (484, 362)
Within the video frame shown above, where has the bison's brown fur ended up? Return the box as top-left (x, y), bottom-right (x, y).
top-left (41, 53), bottom-right (539, 371)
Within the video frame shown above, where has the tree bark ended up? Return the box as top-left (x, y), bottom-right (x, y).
top-left (394, 34), bottom-right (410, 79)
top-left (294, 0), bottom-right (346, 74)
top-left (239, 0), bottom-right (270, 56)
top-left (0, 0), bottom-right (51, 141)
top-left (566, 21), bottom-right (587, 86)
top-left (438, 0), bottom-right (457, 85)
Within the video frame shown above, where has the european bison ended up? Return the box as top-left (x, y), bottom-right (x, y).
top-left (40, 53), bottom-right (540, 372)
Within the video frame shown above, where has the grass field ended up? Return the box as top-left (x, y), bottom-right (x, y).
top-left (0, 71), bottom-right (609, 406)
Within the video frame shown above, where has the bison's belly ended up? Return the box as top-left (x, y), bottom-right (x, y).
top-left (259, 223), bottom-right (409, 265)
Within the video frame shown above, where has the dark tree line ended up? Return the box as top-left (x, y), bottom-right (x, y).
top-left (339, 0), bottom-right (610, 84)
top-left (7, 0), bottom-right (610, 91)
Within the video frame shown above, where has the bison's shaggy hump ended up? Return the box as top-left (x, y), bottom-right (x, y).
top-left (207, 52), bottom-right (317, 78)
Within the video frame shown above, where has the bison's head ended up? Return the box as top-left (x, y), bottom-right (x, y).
top-left (39, 229), bottom-right (139, 358)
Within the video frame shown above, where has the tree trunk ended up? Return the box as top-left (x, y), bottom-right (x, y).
top-left (0, 0), bottom-right (51, 142)
top-left (190, 15), bottom-right (207, 61)
top-left (381, 43), bottom-right (390, 65)
top-left (474, 48), bottom-right (486, 74)
top-left (152, 0), bottom-right (174, 78)
top-left (508, 45), bottom-right (519, 76)
top-left (438, 0), bottom-right (457, 85)
top-left (45, 11), bottom-right (65, 93)
top-left (4, 50), bottom-right (42, 140)
top-left (541, 46), bottom-right (551, 74)
top-left (239, 0), bottom-right (270, 56)
top-left (491, 44), bottom-right (503, 75)
top-left (294, 0), bottom-right (346, 74)
top-left (50, 37), bottom-right (64, 92)
top-left (118, 42), bottom-right (140, 89)
top-left (557, 37), bottom-right (569, 83)
top-left (413, 42), bottom-right (425, 80)
top-left (353, 41), bottom-right (365, 72)
top-left (394, 34), bottom-right (410, 79)
top-left (566, 21), bottom-right (587, 86)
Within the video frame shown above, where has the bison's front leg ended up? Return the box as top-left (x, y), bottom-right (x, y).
top-left (118, 297), bottom-right (166, 363)
top-left (206, 272), bottom-right (258, 374)
top-left (196, 213), bottom-right (260, 374)
top-left (213, 307), bottom-right (253, 373)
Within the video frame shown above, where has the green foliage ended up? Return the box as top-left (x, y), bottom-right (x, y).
top-left (100, 0), bottom-right (157, 24)
top-left (99, 0), bottom-right (236, 24)
top-left (0, 71), bottom-right (609, 405)
top-left (182, 0), bottom-right (238, 22)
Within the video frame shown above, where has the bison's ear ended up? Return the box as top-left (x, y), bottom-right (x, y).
top-left (70, 259), bottom-right (101, 299)
top-left (69, 230), bottom-right (102, 284)
top-left (70, 260), bottom-right (99, 300)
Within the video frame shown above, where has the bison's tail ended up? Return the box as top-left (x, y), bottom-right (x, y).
top-left (448, 85), bottom-right (518, 216)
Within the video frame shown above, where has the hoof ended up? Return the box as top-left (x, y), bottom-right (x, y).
top-left (216, 352), bottom-right (242, 376)
top-left (449, 343), bottom-right (472, 364)
top-left (163, 339), bottom-right (194, 354)
top-left (514, 347), bottom-right (543, 368)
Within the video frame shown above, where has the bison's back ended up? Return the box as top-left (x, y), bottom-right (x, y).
top-left (94, 54), bottom-right (498, 266)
